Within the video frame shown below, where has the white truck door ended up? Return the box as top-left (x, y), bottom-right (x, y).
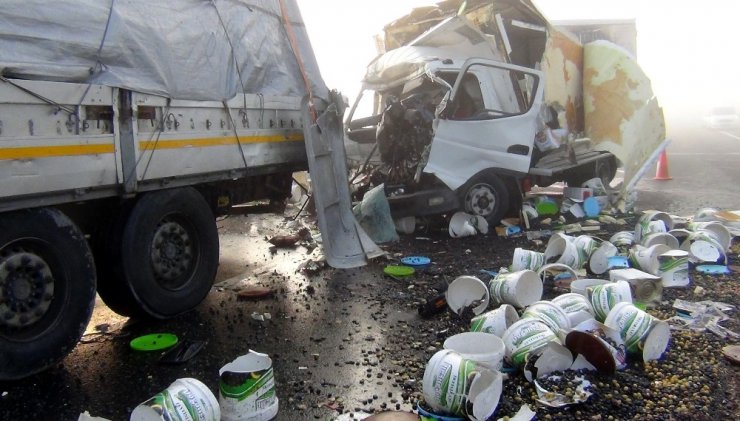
top-left (424, 59), bottom-right (544, 191)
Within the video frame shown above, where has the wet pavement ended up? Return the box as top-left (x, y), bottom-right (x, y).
top-left (1, 124), bottom-right (739, 420)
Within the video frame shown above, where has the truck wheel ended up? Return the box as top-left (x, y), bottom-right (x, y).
top-left (460, 173), bottom-right (510, 225)
top-left (0, 208), bottom-right (96, 380)
top-left (595, 157), bottom-right (617, 186)
top-left (116, 187), bottom-right (219, 319)
top-left (92, 202), bottom-right (147, 318)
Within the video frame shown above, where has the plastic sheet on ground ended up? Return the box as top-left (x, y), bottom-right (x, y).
top-left (667, 299), bottom-right (739, 339)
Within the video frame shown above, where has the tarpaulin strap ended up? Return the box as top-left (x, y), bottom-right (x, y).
top-left (277, 0), bottom-right (317, 122)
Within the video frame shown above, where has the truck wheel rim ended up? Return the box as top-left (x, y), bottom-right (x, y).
top-left (466, 183), bottom-right (496, 216)
top-left (0, 251), bottom-right (55, 329)
top-left (150, 218), bottom-right (193, 289)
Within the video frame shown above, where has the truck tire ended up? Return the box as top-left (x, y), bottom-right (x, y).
top-left (115, 187), bottom-right (219, 319)
top-left (0, 208), bottom-right (96, 380)
top-left (459, 172), bottom-right (510, 225)
top-left (92, 202), bottom-right (147, 318)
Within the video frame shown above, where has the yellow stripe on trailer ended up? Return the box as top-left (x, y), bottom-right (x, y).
top-left (138, 134), bottom-right (304, 151)
top-left (0, 144), bottom-right (114, 160)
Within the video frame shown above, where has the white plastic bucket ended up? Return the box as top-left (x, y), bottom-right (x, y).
top-left (588, 280), bottom-right (633, 322)
top-left (470, 304), bottom-right (519, 337)
top-left (604, 302), bottom-right (671, 361)
top-left (536, 263), bottom-right (579, 284)
top-left (641, 232), bottom-right (680, 249)
top-left (570, 278), bottom-right (611, 297)
top-left (502, 318), bottom-right (560, 367)
top-left (422, 350), bottom-right (502, 421)
top-left (449, 212), bottom-right (488, 238)
top-left (443, 332), bottom-right (506, 370)
top-left (573, 235), bottom-right (599, 268)
top-left (394, 216), bottom-right (416, 235)
top-left (512, 248), bottom-right (546, 271)
top-left (557, 240), bottom-right (582, 269)
top-left (628, 244), bottom-right (672, 275)
top-left (609, 231), bottom-right (635, 250)
top-left (521, 300), bottom-right (571, 332)
top-left (588, 241), bottom-right (618, 275)
top-left (688, 239), bottom-right (725, 264)
top-left (446, 276), bottom-right (490, 316)
top-left (658, 250), bottom-right (690, 287)
top-left (552, 293), bottom-right (595, 326)
top-left (688, 222), bottom-right (732, 252)
top-left (219, 351), bottom-right (279, 421)
top-left (131, 378), bottom-right (220, 421)
top-left (669, 229), bottom-right (693, 248)
top-left (634, 210), bottom-right (673, 243)
top-left (544, 233), bottom-right (573, 262)
top-left (488, 270), bottom-right (542, 308)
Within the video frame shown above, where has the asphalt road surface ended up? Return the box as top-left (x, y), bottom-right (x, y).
top-left (1, 123), bottom-right (738, 420)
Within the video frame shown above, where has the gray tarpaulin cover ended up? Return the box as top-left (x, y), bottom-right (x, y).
top-left (0, 0), bottom-right (327, 101)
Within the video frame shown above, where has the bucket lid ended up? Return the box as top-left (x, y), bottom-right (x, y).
top-left (401, 256), bottom-right (431, 267)
top-left (583, 197), bottom-right (600, 217)
top-left (384, 265), bottom-right (415, 278)
top-left (696, 264), bottom-right (730, 274)
top-left (130, 333), bottom-right (179, 351)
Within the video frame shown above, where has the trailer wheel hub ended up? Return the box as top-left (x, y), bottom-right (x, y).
top-left (151, 219), bottom-right (193, 287)
top-left (0, 252), bottom-right (54, 328)
top-left (466, 183), bottom-right (496, 216)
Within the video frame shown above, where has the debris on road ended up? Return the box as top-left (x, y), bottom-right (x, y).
top-left (267, 227), bottom-right (311, 248)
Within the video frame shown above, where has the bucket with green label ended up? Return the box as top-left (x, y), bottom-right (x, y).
top-left (488, 270), bottom-right (542, 308)
top-left (634, 210), bottom-right (674, 243)
top-left (502, 318), bottom-right (560, 367)
top-left (511, 247), bottom-right (546, 271)
top-left (588, 280), bottom-right (632, 322)
top-left (130, 378), bottom-right (220, 421)
top-left (552, 293), bottom-right (595, 326)
top-left (521, 300), bottom-right (571, 332)
top-left (219, 350), bottom-right (279, 421)
top-left (422, 350), bottom-right (502, 421)
top-left (658, 250), bottom-right (690, 287)
top-left (470, 304), bottom-right (519, 337)
top-left (604, 302), bottom-right (671, 361)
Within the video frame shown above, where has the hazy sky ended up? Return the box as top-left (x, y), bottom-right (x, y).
top-left (297, 0), bottom-right (740, 124)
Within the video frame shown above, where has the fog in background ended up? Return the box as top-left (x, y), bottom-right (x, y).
top-left (298, 0), bottom-right (740, 136)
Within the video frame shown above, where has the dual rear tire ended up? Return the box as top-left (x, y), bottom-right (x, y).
top-left (1, 187), bottom-right (219, 380)
top-left (95, 187), bottom-right (219, 319)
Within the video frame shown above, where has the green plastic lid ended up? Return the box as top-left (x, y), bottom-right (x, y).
top-left (383, 265), bottom-right (415, 278)
top-left (130, 333), bottom-right (179, 351)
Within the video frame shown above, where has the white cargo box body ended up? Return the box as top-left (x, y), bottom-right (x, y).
top-left (0, 79), bottom-right (307, 209)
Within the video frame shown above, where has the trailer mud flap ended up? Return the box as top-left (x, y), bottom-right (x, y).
top-left (302, 94), bottom-right (382, 268)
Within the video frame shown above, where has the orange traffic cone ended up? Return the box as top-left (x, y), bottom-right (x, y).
top-left (653, 150), bottom-right (672, 180)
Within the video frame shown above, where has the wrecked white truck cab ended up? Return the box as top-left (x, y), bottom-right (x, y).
top-left (346, 1), bottom-right (664, 226)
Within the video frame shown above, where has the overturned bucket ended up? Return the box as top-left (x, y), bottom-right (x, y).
top-left (422, 350), bottom-right (502, 421)
top-left (489, 270), bottom-right (542, 308)
top-left (443, 332), bottom-right (506, 371)
top-left (552, 293), bottom-right (595, 326)
top-left (219, 350), bottom-right (279, 421)
top-left (512, 247), bottom-right (546, 271)
top-left (470, 304), bottom-right (519, 337)
top-left (447, 276), bottom-right (490, 316)
top-left (131, 378), bottom-right (220, 421)
top-left (588, 280), bottom-right (633, 322)
top-left (502, 318), bottom-right (560, 367)
top-left (521, 300), bottom-right (571, 332)
top-left (604, 302), bottom-right (671, 362)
